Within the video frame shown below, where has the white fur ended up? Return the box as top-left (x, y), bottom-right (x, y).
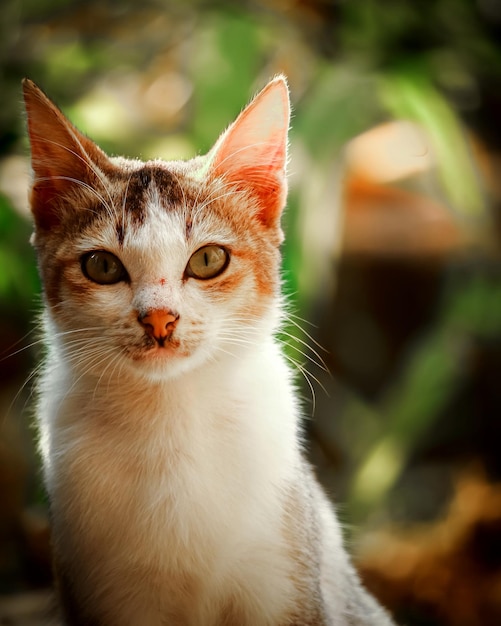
top-left (36, 186), bottom-right (307, 624)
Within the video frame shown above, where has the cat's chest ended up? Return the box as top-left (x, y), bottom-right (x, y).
top-left (48, 373), bottom-right (298, 625)
top-left (50, 400), bottom-right (239, 595)
top-left (49, 370), bottom-right (283, 543)
top-left (54, 388), bottom-right (236, 507)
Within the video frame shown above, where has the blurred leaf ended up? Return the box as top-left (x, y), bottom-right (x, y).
top-left (189, 10), bottom-right (264, 151)
top-left (294, 65), bottom-right (381, 159)
top-left (380, 64), bottom-right (485, 220)
top-left (445, 272), bottom-right (501, 338)
top-left (348, 269), bottom-right (501, 517)
top-left (0, 194), bottom-right (39, 313)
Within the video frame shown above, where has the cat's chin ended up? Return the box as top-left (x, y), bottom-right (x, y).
top-left (128, 345), bottom-right (203, 382)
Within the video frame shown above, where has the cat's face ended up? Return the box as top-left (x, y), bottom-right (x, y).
top-left (23, 78), bottom-right (290, 381)
top-left (35, 160), bottom-right (282, 381)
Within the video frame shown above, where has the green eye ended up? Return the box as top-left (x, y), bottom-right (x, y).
top-left (81, 251), bottom-right (128, 285)
top-left (186, 245), bottom-right (229, 280)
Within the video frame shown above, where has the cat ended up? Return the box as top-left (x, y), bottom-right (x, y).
top-left (23, 75), bottom-right (395, 626)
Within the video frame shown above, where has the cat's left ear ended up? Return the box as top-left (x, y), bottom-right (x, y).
top-left (208, 76), bottom-right (290, 231)
top-left (23, 79), bottom-right (114, 231)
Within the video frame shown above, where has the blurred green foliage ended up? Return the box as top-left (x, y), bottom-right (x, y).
top-left (0, 194), bottom-right (38, 318)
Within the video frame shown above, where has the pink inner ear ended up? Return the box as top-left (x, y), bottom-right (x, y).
top-left (209, 77), bottom-right (290, 228)
top-left (230, 166), bottom-right (286, 228)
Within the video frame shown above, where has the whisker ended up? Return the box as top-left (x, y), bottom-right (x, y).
top-left (283, 314), bottom-right (327, 354)
top-left (284, 352), bottom-right (329, 415)
top-left (0, 325), bottom-right (40, 360)
top-left (4, 359), bottom-right (46, 426)
top-left (93, 350), bottom-right (127, 402)
top-left (278, 330), bottom-right (329, 373)
top-left (61, 346), bottom-right (120, 401)
top-left (0, 335), bottom-right (44, 363)
top-left (196, 188), bottom-right (242, 213)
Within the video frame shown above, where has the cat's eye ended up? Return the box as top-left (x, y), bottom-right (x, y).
top-left (81, 251), bottom-right (128, 285)
top-left (186, 245), bottom-right (229, 280)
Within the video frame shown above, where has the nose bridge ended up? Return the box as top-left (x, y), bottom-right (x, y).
top-left (128, 210), bottom-right (185, 322)
top-left (133, 280), bottom-right (178, 317)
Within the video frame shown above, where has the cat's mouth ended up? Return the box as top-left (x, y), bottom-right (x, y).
top-left (135, 338), bottom-right (182, 358)
top-left (129, 334), bottom-right (191, 364)
top-left (125, 336), bottom-right (196, 381)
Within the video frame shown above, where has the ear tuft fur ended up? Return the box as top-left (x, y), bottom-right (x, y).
top-left (208, 76), bottom-right (290, 229)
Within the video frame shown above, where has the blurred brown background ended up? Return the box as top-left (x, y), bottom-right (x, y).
top-left (1, 1), bottom-right (501, 624)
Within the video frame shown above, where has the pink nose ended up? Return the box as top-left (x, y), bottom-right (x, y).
top-left (139, 309), bottom-right (179, 343)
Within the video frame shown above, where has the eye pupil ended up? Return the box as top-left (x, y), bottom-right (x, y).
top-left (204, 252), bottom-right (208, 266)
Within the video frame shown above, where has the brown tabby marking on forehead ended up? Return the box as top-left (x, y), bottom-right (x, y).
top-left (33, 162), bottom-right (189, 249)
top-left (116, 222), bottom-right (125, 246)
top-left (106, 165), bottom-right (185, 233)
top-left (123, 166), bottom-right (183, 210)
top-left (138, 168), bottom-right (151, 188)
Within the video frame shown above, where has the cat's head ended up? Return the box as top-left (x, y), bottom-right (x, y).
top-left (23, 77), bottom-right (290, 381)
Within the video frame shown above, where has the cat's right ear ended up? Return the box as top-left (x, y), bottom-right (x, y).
top-left (23, 79), bottom-right (112, 231)
top-left (207, 76), bottom-right (290, 232)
